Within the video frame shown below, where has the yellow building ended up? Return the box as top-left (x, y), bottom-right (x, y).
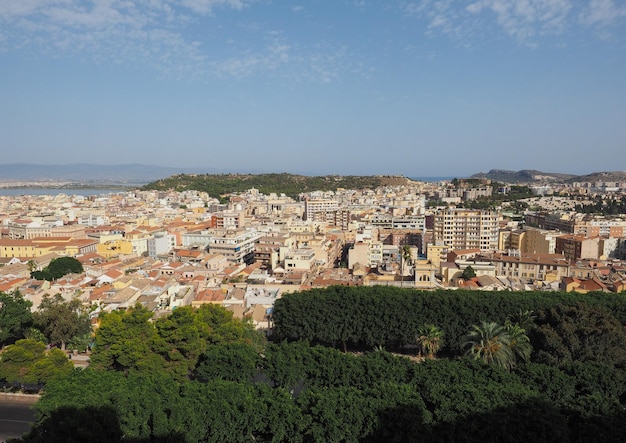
top-left (97, 239), bottom-right (134, 259)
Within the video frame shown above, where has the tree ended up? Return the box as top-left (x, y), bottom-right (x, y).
top-left (33, 294), bottom-right (91, 350)
top-left (461, 265), bottom-right (476, 280)
top-left (26, 259), bottom-right (38, 273)
top-left (400, 245), bottom-right (413, 287)
top-left (90, 304), bottom-right (167, 376)
top-left (531, 302), bottom-right (626, 368)
top-left (0, 338), bottom-right (73, 384)
top-left (31, 256), bottom-right (84, 281)
top-left (505, 323), bottom-right (532, 364)
top-left (462, 321), bottom-right (515, 370)
top-left (509, 309), bottom-right (537, 332)
top-left (0, 290), bottom-right (33, 347)
top-left (194, 342), bottom-right (259, 383)
top-left (416, 325), bottom-right (444, 359)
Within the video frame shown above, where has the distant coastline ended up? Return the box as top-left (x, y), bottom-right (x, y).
top-left (0, 187), bottom-right (134, 197)
top-left (410, 176), bottom-right (455, 182)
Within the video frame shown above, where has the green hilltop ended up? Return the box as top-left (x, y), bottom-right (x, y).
top-left (141, 173), bottom-right (416, 199)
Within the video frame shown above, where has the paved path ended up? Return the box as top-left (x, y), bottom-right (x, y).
top-left (0, 400), bottom-right (36, 442)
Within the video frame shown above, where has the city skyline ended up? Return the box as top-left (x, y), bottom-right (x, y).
top-left (1, 1), bottom-right (625, 176)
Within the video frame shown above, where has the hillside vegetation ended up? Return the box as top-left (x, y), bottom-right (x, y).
top-left (142, 173), bottom-right (416, 199)
top-left (471, 169), bottom-right (626, 184)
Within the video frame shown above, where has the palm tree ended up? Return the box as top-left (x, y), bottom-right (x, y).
top-left (462, 321), bottom-right (515, 370)
top-left (416, 325), bottom-right (444, 359)
top-left (509, 309), bottom-right (537, 332)
top-left (400, 245), bottom-right (412, 287)
top-left (504, 322), bottom-right (532, 364)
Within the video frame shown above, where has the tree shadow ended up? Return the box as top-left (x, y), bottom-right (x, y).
top-left (13, 405), bottom-right (185, 443)
top-left (364, 398), bottom-right (626, 443)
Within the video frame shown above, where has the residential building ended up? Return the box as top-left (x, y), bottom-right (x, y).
top-left (433, 208), bottom-right (500, 252)
top-left (206, 228), bottom-right (261, 264)
top-left (555, 235), bottom-right (600, 262)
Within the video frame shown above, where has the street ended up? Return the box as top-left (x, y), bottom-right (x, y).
top-left (0, 400), bottom-right (36, 442)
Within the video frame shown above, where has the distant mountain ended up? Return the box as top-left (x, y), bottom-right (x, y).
top-left (0, 163), bottom-right (213, 184)
top-left (470, 169), bottom-right (626, 184)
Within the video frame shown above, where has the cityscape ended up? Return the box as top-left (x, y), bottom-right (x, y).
top-left (2, 171), bottom-right (626, 313)
top-left (2, 0), bottom-right (626, 441)
top-left (2, 169), bottom-right (626, 440)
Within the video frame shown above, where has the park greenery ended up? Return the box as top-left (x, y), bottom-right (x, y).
top-left (141, 173), bottom-right (412, 201)
top-left (30, 256), bottom-right (84, 281)
top-left (458, 182), bottom-right (535, 210)
top-left (3, 286), bottom-right (626, 441)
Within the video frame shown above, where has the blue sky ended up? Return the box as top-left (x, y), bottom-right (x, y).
top-left (1, 1), bottom-right (625, 177)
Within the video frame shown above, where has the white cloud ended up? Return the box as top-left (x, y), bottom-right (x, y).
top-left (179, 0), bottom-right (245, 15)
top-left (0, 0), bottom-right (350, 82)
top-left (580, 0), bottom-right (626, 27)
top-left (466, 0), bottom-right (572, 40)
top-left (405, 0), bottom-right (626, 44)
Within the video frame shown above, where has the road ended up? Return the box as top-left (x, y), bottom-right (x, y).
top-left (0, 400), bottom-right (36, 442)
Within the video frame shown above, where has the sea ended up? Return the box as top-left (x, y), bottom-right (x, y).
top-left (410, 176), bottom-right (455, 182)
top-left (0, 188), bottom-right (133, 197)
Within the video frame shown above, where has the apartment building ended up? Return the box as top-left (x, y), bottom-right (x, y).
top-left (369, 215), bottom-right (426, 230)
top-left (284, 248), bottom-right (316, 271)
top-left (254, 234), bottom-right (294, 270)
top-left (433, 208), bottom-right (500, 252)
top-left (303, 198), bottom-right (339, 222)
top-left (500, 227), bottom-right (560, 254)
top-left (147, 232), bottom-right (175, 259)
top-left (348, 240), bottom-right (383, 269)
top-left (555, 235), bottom-right (600, 262)
top-left (7, 220), bottom-right (52, 239)
top-left (206, 228), bottom-right (261, 264)
top-left (485, 253), bottom-right (570, 281)
top-left (524, 212), bottom-right (579, 234)
top-left (0, 237), bottom-right (98, 258)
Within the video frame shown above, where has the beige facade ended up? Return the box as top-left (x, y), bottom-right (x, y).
top-left (487, 253), bottom-right (570, 281)
top-left (433, 209), bottom-right (500, 252)
top-left (555, 235), bottom-right (600, 262)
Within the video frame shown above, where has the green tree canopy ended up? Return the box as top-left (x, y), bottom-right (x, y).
top-left (461, 265), bottom-right (476, 280)
top-left (0, 338), bottom-right (73, 385)
top-left (33, 294), bottom-right (91, 350)
top-left (31, 256), bottom-right (84, 281)
top-left (531, 303), bottom-right (626, 368)
top-left (416, 324), bottom-right (444, 359)
top-left (462, 321), bottom-right (515, 370)
top-left (91, 303), bottom-right (264, 380)
top-left (0, 290), bottom-right (33, 347)
top-left (90, 304), bottom-right (167, 376)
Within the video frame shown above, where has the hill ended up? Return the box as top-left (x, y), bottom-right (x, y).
top-left (470, 169), bottom-right (626, 184)
top-left (142, 173), bottom-right (416, 199)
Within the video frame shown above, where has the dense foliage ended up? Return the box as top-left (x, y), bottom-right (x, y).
top-left (33, 294), bottom-right (91, 350)
top-left (11, 288), bottom-right (626, 442)
top-left (19, 346), bottom-right (626, 442)
top-left (459, 183), bottom-right (535, 210)
top-left (90, 304), bottom-right (264, 381)
top-left (272, 286), bottom-right (626, 352)
top-left (141, 173), bottom-right (411, 200)
top-left (30, 256), bottom-right (84, 281)
top-left (574, 196), bottom-right (626, 215)
top-left (0, 339), bottom-right (73, 385)
top-left (0, 290), bottom-right (33, 347)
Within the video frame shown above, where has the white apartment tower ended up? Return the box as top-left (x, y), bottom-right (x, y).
top-left (433, 208), bottom-right (500, 252)
top-left (303, 198), bottom-right (339, 222)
